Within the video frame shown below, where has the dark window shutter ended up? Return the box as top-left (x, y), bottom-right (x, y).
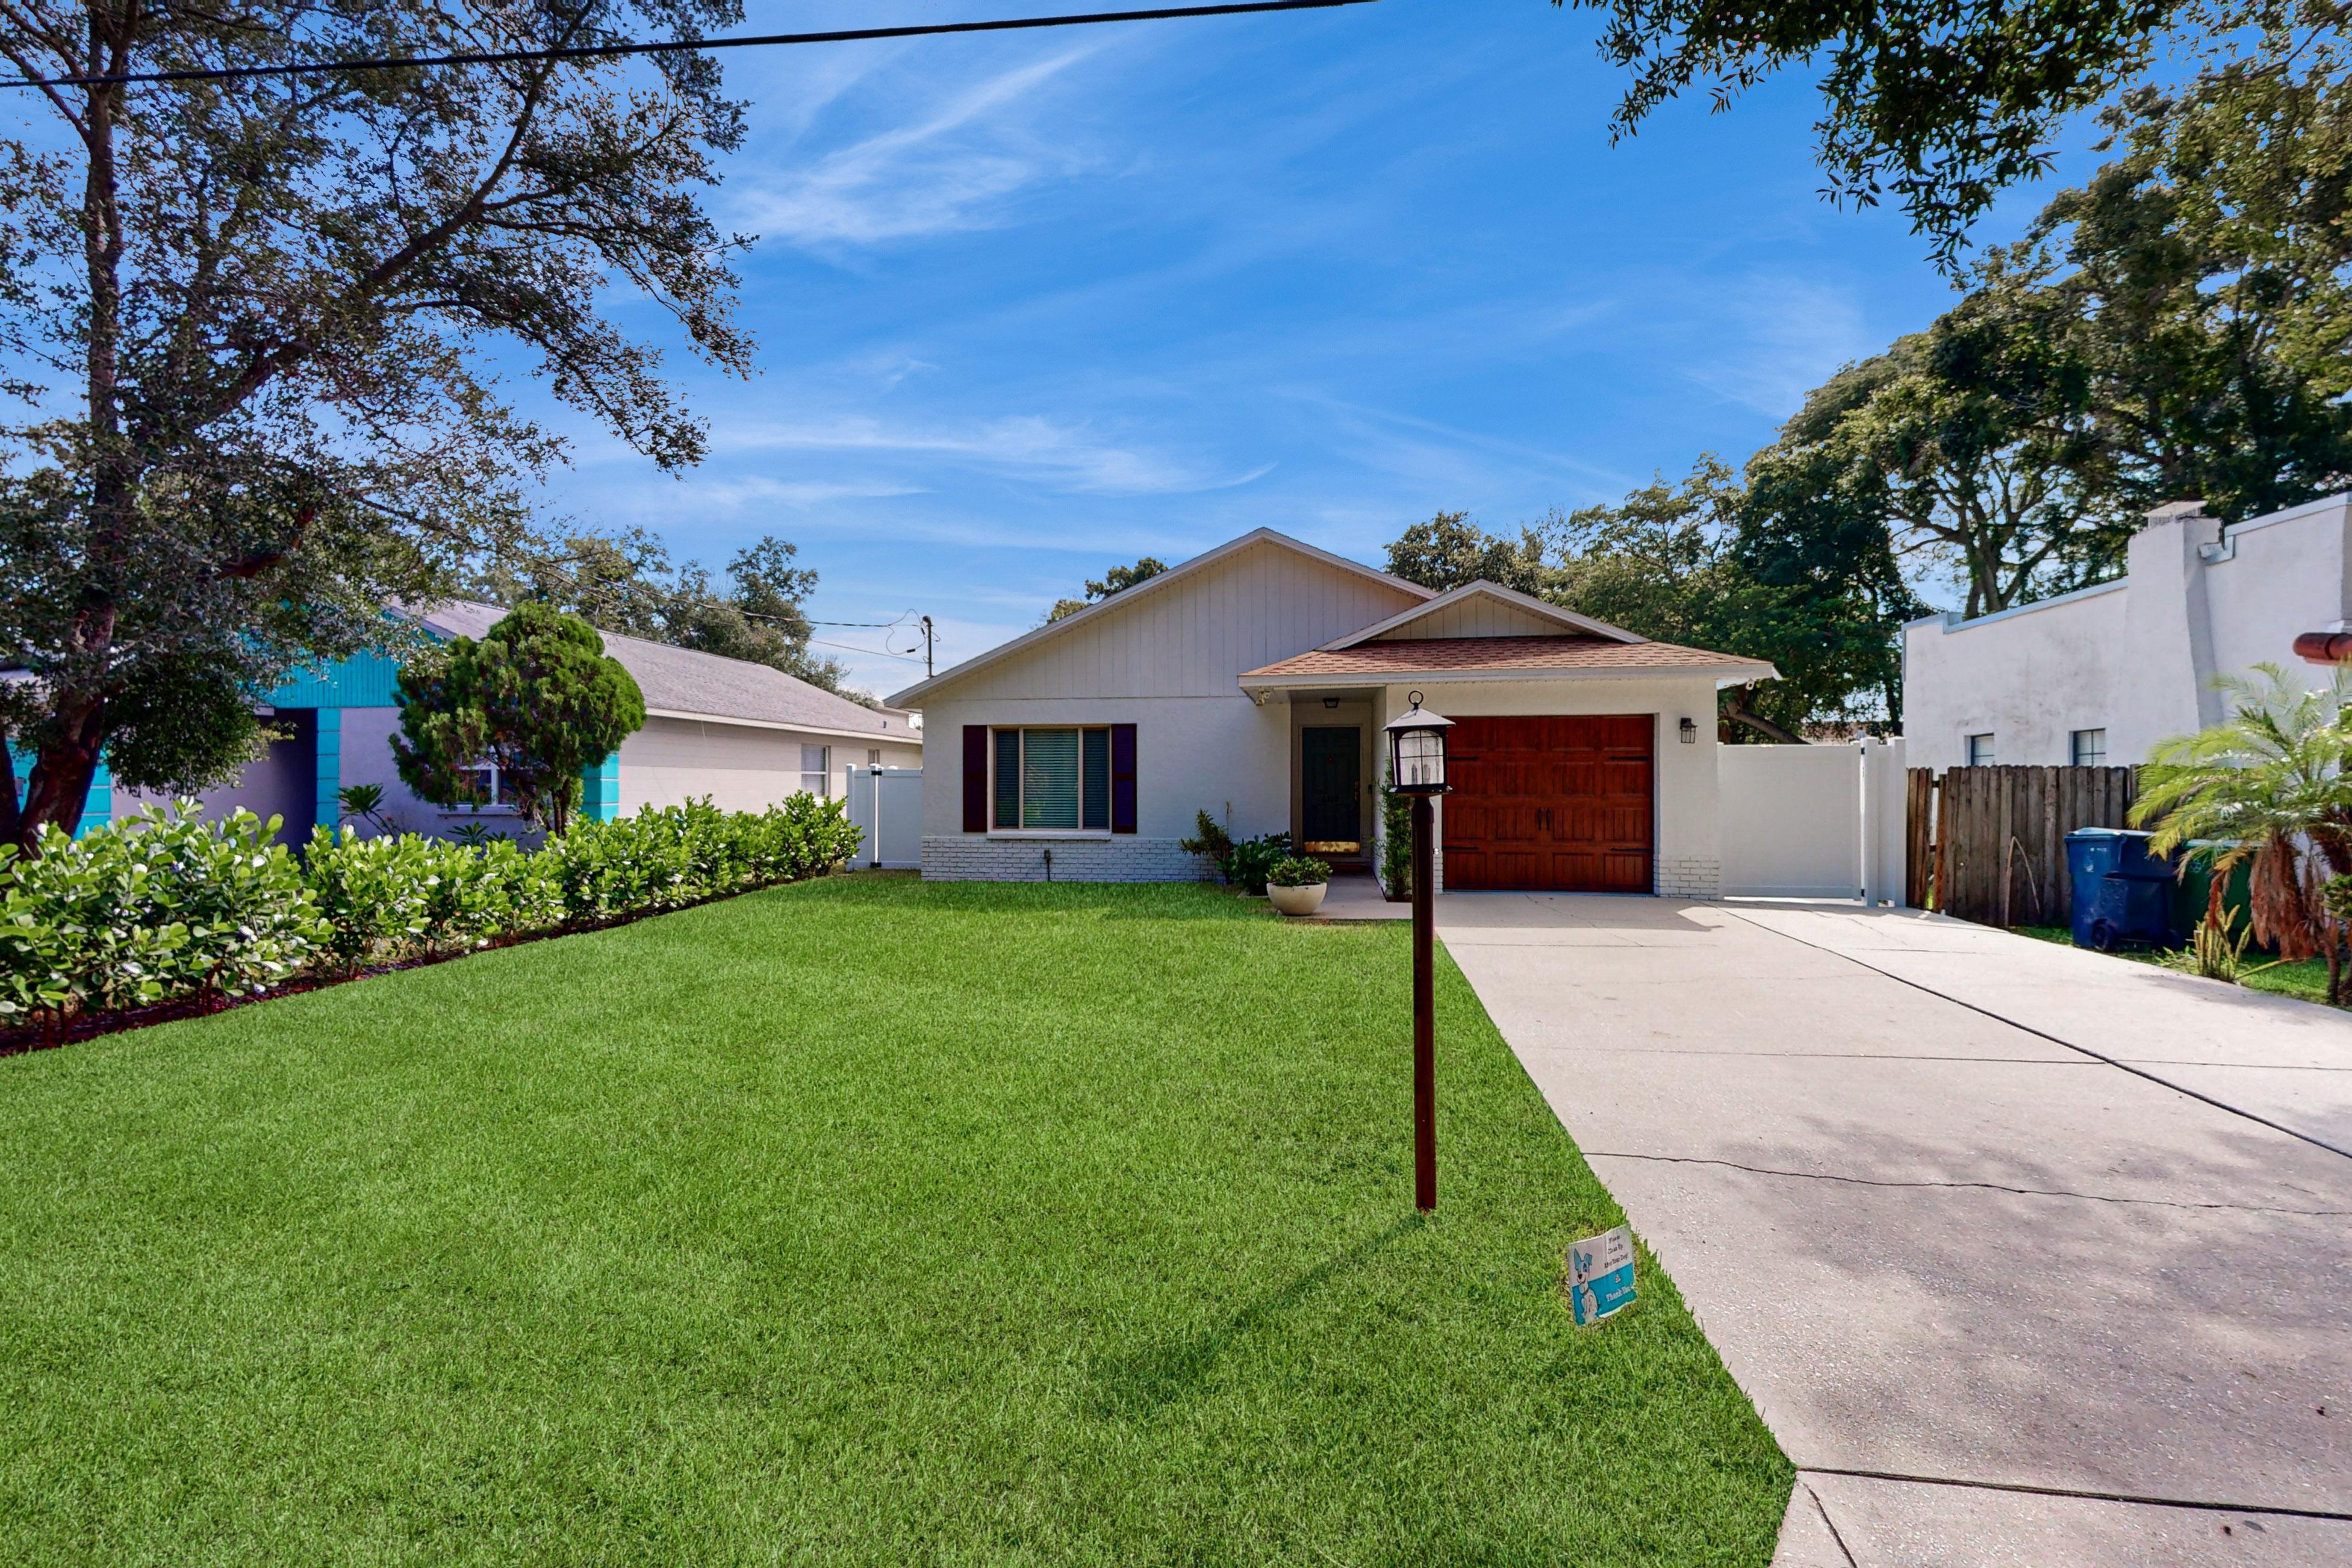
top-left (1111, 723), bottom-right (1137, 835)
top-left (962, 726), bottom-right (987, 832)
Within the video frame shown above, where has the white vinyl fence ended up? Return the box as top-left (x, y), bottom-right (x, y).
top-left (841, 767), bottom-right (922, 870)
top-left (1718, 737), bottom-right (1907, 904)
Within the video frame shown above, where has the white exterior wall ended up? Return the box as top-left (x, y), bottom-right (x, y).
top-left (1376, 676), bottom-right (1728, 898)
top-left (1902, 583), bottom-right (2128, 773)
top-left (917, 694), bottom-right (1288, 882)
top-left (619, 715), bottom-right (918, 814)
top-left (912, 537), bottom-right (1423, 882)
top-left (289, 705), bottom-right (918, 841)
top-left (1902, 493), bottom-right (2352, 770)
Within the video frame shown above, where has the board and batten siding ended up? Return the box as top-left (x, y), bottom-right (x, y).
top-left (934, 538), bottom-right (1425, 702)
top-left (1369, 597), bottom-right (1564, 641)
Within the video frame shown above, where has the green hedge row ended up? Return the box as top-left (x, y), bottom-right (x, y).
top-left (1, 797), bottom-right (862, 1026)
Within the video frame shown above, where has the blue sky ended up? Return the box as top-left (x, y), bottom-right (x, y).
top-left (539, 0), bottom-right (2106, 695)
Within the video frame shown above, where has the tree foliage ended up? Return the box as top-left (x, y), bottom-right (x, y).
top-left (1384, 512), bottom-right (1555, 596)
top-left (1552, 0), bottom-right (2336, 263)
top-left (393, 603), bottom-right (646, 835)
top-left (479, 530), bottom-right (870, 702)
top-left (2131, 664), bottom-right (2352, 1001)
top-left (1044, 556), bottom-right (1169, 623)
top-left (0, 0), bottom-right (751, 851)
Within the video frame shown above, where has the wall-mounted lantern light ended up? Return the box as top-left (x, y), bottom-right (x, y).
top-left (1679, 717), bottom-right (1698, 744)
top-left (1384, 691), bottom-right (1454, 796)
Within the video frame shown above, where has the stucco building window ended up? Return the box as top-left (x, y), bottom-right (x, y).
top-left (1965, 733), bottom-right (1996, 767)
top-left (2070, 729), bottom-right (2107, 767)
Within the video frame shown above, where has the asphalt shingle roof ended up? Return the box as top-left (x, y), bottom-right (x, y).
top-left (1239, 635), bottom-right (1775, 680)
top-left (420, 601), bottom-right (910, 738)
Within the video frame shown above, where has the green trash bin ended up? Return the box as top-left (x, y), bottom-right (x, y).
top-left (2173, 842), bottom-right (2264, 951)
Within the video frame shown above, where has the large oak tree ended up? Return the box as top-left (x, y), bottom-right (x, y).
top-left (0, 0), bottom-right (752, 852)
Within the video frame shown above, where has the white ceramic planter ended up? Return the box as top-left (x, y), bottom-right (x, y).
top-left (1268, 881), bottom-right (1329, 916)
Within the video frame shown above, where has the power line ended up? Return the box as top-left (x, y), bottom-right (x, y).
top-left (5, 0), bottom-right (1380, 91)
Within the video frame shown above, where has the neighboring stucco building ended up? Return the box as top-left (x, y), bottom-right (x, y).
top-left (109, 600), bottom-right (919, 843)
top-left (887, 528), bottom-right (1775, 895)
top-left (1902, 494), bottom-right (2352, 771)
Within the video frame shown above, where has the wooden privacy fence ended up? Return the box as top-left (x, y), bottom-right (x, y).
top-left (1905, 766), bottom-right (2139, 926)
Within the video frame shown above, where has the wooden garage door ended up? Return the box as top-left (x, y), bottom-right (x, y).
top-left (1442, 715), bottom-right (1654, 892)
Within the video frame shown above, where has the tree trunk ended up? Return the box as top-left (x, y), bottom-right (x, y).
top-left (14, 702), bottom-right (107, 856)
top-left (1723, 689), bottom-right (1808, 745)
top-left (0, 732), bottom-right (19, 851)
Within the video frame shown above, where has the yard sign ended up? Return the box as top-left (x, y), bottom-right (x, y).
top-left (1567, 1227), bottom-right (1637, 1327)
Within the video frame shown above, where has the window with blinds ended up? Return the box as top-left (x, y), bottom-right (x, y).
top-left (799, 743), bottom-right (829, 797)
top-left (991, 727), bottom-right (1113, 830)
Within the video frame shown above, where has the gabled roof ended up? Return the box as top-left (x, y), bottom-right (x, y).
top-left (887, 527), bottom-right (1433, 707)
top-left (417, 600), bottom-right (912, 742)
top-left (1240, 635), bottom-right (1778, 689)
top-left (1319, 579), bottom-right (1642, 650)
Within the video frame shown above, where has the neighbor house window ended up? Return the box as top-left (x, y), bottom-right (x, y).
top-left (458, 761), bottom-right (520, 812)
top-left (1965, 732), bottom-right (1996, 767)
top-left (991, 727), bottom-right (1113, 830)
top-left (2071, 729), bottom-right (2107, 767)
top-left (800, 744), bottom-right (830, 797)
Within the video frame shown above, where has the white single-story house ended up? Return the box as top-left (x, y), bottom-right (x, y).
top-left (109, 600), bottom-right (920, 843)
top-left (887, 529), bottom-right (1776, 895)
top-left (1902, 493), bottom-right (2352, 771)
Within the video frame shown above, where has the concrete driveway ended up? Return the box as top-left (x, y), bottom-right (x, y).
top-left (1437, 895), bottom-right (2352, 1567)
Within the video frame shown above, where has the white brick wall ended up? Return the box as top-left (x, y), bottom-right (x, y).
top-left (921, 835), bottom-right (1215, 883)
top-left (1656, 856), bottom-right (1721, 900)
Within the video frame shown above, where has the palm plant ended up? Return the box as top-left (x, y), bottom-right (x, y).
top-left (2130, 664), bottom-right (2352, 1004)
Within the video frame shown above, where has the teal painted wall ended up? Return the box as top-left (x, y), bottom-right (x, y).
top-left (268, 649), bottom-right (407, 710)
top-left (7, 742), bottom-right (111, 840)
top-left (314, 708), bottom-right (343, 836)
top-left (580, 751), bottom-right (620, 823)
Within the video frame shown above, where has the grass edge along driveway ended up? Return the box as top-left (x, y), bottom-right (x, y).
top-left (0, 878), bottom-right (1788, 1566)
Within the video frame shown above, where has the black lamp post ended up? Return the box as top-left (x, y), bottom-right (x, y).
top-left (1383, 691), bottom-right (1451, 1212)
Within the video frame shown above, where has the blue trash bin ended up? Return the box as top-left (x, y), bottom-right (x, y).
top-left (2066, 828), bottom-right (2178, 950)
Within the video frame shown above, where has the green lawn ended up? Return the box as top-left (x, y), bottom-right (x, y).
top-left (2012, 923), bottom-right (2342, 1006)
top-left (0, 878), bottom-right (1787, 1566)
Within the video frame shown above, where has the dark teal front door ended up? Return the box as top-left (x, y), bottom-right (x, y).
top-left (1301, 726), bottom-right (1362, 854)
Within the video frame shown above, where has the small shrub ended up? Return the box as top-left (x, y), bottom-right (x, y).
top-left (2, 792), bottom-right (861, 1039)
top-left (0, 804), bottom-right (326, 1023)
top-left (1266, 854), bottom-right (1333, 888)
top-left (2163, 906), bottom-right (2255, 983)
top-left (1378, 762), bottom-right (1413, 900)
top-left (1180, 808), bottom-right (1292, 895)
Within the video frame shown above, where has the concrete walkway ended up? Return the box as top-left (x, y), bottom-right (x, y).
top-left (1436, 894), bottom-right (2352, 1567)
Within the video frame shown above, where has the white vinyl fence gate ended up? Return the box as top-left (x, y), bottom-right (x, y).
top-left (842, 767), bottom-right (921, 870)
top-left (1717, 738), bottom-right (1907, 904)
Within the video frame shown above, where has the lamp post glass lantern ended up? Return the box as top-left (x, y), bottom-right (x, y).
top-left (1383, 692), bottom-right (1450, 1212)
top-left (1385, 692), bottom-right (1452, 793)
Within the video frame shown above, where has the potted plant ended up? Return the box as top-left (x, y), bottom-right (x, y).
top-left (1266, 854), bottom-right (1334, 916)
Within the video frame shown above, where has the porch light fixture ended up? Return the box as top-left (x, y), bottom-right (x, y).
top-left (1381, 691), bottom-right (1452, 1213)
top-left (1322, 696), bottom-right (1340, 709)
top-left (1679, 717), bottom-right (1697, 744)
top-left (1384, 691), bottom-right (1453, 796)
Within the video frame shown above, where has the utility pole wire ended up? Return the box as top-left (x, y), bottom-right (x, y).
top-left (2, 0), bottom-right (1380, 90)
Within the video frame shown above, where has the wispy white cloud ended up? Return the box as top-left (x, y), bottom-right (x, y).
top-left (709, 409), bottom-right (1266, 497)
top-left (732, 50), bottom-right (1101, 249)
top-left (1678, 274), bottom-right (1875, 418)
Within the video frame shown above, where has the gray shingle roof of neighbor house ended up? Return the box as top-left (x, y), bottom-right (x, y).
top-left (416, 600), bottom-right (915, 742)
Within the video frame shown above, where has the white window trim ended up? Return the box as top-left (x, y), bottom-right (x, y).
top-left (990, 724), bottom-right (1113, 833)
top-left (451, 760), bottom-right (523, 814)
